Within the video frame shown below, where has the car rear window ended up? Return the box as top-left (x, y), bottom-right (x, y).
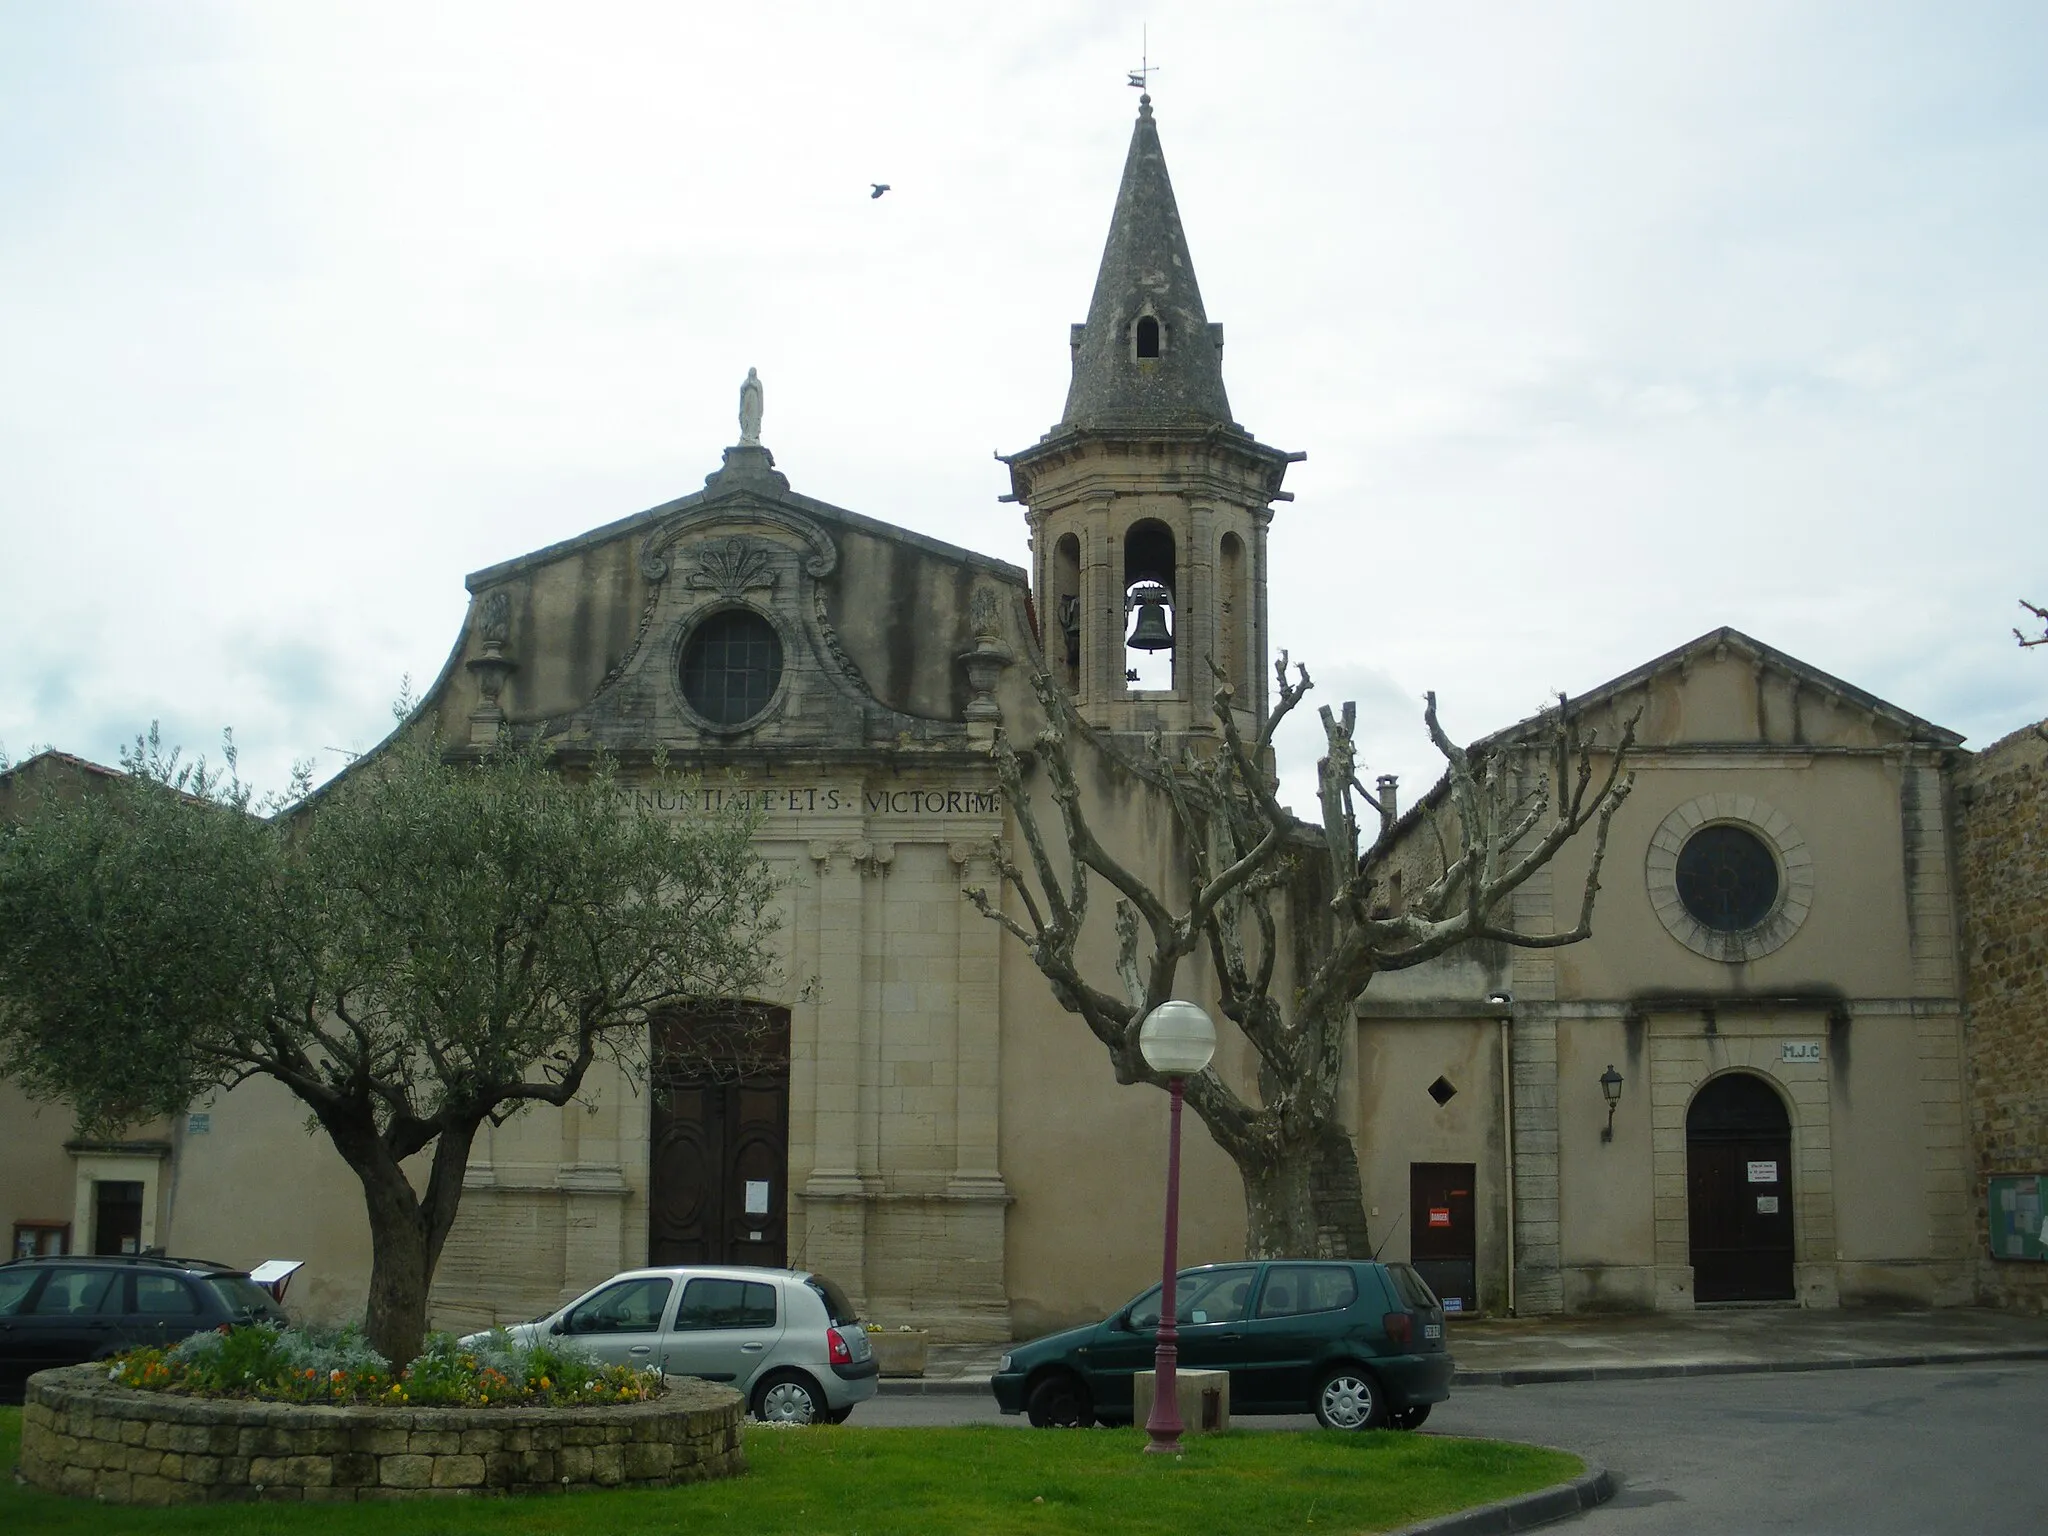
top-left (804, 1273), bottom-right (859, 1326)
top-left (1385, 1263), bottom-right (1441, 1310)
top-left (203, 1275), bottom-right (283, 1320)
top-left (1255, 1264), bottom-right (1357, 1318)
top-left (675, 1278), bottom-right (777, 1331)
top-left (137, 1275), bottom-right (201, 1315)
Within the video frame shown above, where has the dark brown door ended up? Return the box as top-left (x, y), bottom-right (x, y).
top-left (1687, 1073), bottom-right (1795, 1302)
top-left (1410, 1162), bottom-right (1477, 1314)
top-left (649, 1006), bottom-right (790, 1268)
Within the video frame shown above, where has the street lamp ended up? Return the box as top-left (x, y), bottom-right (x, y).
top-left (1137, 999), bottom-right (1217, 1457)
top-left (1600, 1064), bottom-right (1624, 1142)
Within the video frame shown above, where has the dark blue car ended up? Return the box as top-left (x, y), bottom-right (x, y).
top-left (990, 1259), bottom-right (1453, 1430)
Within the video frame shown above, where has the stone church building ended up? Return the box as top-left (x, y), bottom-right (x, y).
top-left (4, 97), bottom-right (2039, 1334)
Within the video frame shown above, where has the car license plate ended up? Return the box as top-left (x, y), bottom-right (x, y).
top-left (1423, 1323), bottom-right (1442, 1340)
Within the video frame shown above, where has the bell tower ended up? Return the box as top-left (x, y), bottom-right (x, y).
top-left (1002, 93), bottom-right (1301, 741)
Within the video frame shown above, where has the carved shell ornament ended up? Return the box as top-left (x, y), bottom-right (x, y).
top-left (689, 536), bottom-right (778, 598)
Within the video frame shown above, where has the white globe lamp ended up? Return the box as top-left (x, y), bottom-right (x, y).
top-left (1139, 1000), bottom-right (1216, 1078)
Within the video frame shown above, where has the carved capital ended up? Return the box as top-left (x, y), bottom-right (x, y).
top-left (948, 838), bottom-right (1001, 876)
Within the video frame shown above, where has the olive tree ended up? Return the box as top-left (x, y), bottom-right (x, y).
top-left (0, 729), bottom-right (778, 1365)
top-left (967, 659), bottom-right (1635, 1258)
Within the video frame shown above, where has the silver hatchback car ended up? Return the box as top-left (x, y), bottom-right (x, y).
top-left (463, 1266), bottom-right (877, 1424)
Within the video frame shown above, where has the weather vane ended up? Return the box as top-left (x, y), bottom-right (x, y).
top-left (1127, 28), bottom-right (1159, 93)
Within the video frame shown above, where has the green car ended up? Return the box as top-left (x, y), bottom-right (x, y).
top-left (990, 1259), bottom-right (1452, 1431)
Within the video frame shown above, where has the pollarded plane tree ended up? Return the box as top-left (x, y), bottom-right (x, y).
top-left (0, 728), bottom-right (780, 1366)
top-left (2018, 599), bottom-right (2047, 649)
top-left (966, 657), bottom-right (1636, 1259)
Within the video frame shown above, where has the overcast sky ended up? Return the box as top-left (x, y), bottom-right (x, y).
top-left (4, 1), bottom-right (2044, 811)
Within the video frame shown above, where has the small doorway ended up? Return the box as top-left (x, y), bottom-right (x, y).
top-left (1409, 1162), bottom-right (1477, 1314)
top-left (1687, 1072), bottom-right (1795, 1302)
top-left (92, 1181), bottom-right (144, 1256)
top-left (649, 1004), bottom-right (791, 1268)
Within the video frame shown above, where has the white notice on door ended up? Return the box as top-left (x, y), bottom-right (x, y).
top-left (1747, 1160), bottom-right (1779, 1183)
top-left (744, 1180), bottom-right (770, 1216)
top-left (1757, 1196), bottom-right (1780, 1214)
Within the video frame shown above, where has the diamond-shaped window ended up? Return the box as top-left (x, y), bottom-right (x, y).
top-left (1428, 1076), bottom-right (1457, 1107)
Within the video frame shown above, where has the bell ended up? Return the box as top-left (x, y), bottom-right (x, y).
top-left (1127, 598), bottom-right (1173, 651)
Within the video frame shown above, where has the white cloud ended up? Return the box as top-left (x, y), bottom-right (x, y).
top-left (2, 0), bottom-right (2044, 799)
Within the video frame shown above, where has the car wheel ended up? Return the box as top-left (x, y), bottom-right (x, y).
top-left (752, 1370), bottom-right (826, 1425)
top-left (1389, 1404), bottom-right (1431, 1430)
top-left (1313, 1365), bottom-right (1388, 1431)
top-left (1025, 1373), bottom-right (1095, 1428)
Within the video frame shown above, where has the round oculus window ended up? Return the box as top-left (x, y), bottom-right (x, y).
top-left (679, 609), bottom-right (783, 726)
top-left (1674, 824), bottom-right (1780, 933)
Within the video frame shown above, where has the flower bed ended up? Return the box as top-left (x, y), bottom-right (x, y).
top-left (19, 1364), bottom-right (745, 1505)
top-left (106, 1324), bottom-right (660, 1410)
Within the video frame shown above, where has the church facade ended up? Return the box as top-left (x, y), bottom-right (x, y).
top-left (4, 97), bottom-right (2032, 1335)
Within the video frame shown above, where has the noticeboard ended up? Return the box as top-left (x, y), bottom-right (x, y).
top-left (1988, 1175), bottom-right (2048, 1262)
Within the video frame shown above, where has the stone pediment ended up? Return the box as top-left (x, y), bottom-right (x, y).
top-left (454, 444), bottom-right (1028, 756)
top-left (1473, 627), bottom-right (1964, 758)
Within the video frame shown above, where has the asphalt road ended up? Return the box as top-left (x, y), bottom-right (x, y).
top-left (858, 1361), bottom-right (2048, 1534)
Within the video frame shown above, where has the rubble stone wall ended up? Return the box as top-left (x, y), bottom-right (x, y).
top-left (18, 1366), bottom-right (745, 1505)
top-left (1956, 722), bottom-right (2048, 1313)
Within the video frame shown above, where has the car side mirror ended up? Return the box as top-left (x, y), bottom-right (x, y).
top-left (550, 1318), bottom-right (566, 1336)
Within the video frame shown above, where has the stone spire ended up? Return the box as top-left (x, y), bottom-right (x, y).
top-left (1060, 95), bottom-right (1235, 431)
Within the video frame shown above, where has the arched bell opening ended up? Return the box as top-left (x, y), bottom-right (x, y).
top-left (1052, 532), bottom-right (1082, 692)
top-left (1134, 314), bottom-right (1162, 360)
top-left (1219, 531), bottom-right (1247, 694)
top-left (1123, 519), bottom-right (1177, 691)
top-left (1685, 1071), bottom-right (1795, 1303)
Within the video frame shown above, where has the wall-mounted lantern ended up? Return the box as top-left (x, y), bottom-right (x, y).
top-left (1599, 1064), bottom-right (1624, 1142)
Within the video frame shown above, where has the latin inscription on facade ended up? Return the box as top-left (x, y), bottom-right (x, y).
top-left (628, 785), bottom-right (1001, 817)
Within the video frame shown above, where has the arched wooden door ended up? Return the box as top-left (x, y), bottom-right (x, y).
top-left (649, 1004), bottom-right (790, 1268)
top-left (1686, 1072), bottom-right (1795, 1302)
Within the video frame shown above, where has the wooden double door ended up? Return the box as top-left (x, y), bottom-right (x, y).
top-left (1687, 1072), bottom-right (1795, 1302)
top-left (648, 1006), bottom-right (791, 1269)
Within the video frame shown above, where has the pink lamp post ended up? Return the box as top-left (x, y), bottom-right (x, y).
top-left (1138, 999), bottom-right (1217, 1457)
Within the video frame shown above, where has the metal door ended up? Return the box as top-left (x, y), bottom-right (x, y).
top-left (664, 1275), bottom-right (786, 1389)
top-left (1409, 1163), bottom-right (1477, 1314)
top-left (1687, 1073), bottom-right (1795, 1302)
top-left (556, 1274), bottom-right (676, 1369)
top-left (649, 1005), bottom-right (790, 1268)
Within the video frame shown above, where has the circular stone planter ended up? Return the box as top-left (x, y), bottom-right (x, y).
top-left (18, 1364), bottom-right (745, 1505)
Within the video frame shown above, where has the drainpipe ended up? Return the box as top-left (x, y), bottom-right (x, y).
top-left (1497, 1006), bottom-right (1517, 1317)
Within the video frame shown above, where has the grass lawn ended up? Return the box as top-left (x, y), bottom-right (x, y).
top-left (0, 1406), bottom-right (1578, 1535)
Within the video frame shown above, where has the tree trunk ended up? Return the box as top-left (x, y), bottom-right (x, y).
top-left (1239, 1118), bottom-right (1372, 1260)
top-left (323, 1114), bottom-right (474, 1367)
top-left (361, 1194), bottom-right (434, 1369)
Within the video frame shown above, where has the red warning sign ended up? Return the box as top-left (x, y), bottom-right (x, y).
top-left (1428, 1207), bottom-right (1452, 1228)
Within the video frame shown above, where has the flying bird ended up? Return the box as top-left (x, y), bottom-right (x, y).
top-left (870, 183), bottom-right (890, 199)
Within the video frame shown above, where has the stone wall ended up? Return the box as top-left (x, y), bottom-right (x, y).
top-left (1956, 722), bottom-right (2048, 1313)
top-left (19, 1366), bottom-right (744, 1504)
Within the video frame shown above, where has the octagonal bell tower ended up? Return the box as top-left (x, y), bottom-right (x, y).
top-left (1002, 93), bottom-right (1302, 742)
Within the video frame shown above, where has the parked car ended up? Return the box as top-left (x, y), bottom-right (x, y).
top-left (0, 1253), bottom-right (290, 1403)
top-left (991, 1259), bottom-right (1452, 1431)
top-left (461, 1265), bottom-right (877, 1425)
